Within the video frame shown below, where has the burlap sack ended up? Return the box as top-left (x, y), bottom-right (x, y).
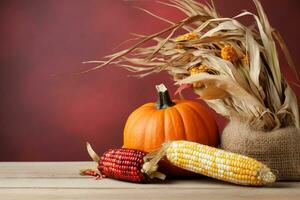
top-left (221, 120), bottom-right (300, 180)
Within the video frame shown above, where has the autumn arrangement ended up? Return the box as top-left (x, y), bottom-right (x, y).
top-left (80, 0), bottom-right (300, 185)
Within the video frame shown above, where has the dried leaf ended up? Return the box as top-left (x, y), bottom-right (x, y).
top-left (84, 0), bottom-right (299, 131)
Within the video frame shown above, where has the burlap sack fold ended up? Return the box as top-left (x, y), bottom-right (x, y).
top-left (221, 120), bottom-right (300, 180)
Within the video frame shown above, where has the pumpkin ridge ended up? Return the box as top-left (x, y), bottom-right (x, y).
top-left (176, 103), bottom-right (208, 143)
top-left (164, 107), bottom-right (181, 141)
top-left (127, 104), bottom-right (155, 119)
top-left (173, 106), bottom-right (187, 141)
top-left (185, 102), bottom-right (219, 146)
top-left (183, 103), bottom-right (211, 144)
top-left (124, 108), bottom-right (156, 150)
top-left (144, 110), bottom-right (161, 152)
top-left (138, 109), bottom-right (158, 150)
top-left (162, 109), bottom-right (166, 143)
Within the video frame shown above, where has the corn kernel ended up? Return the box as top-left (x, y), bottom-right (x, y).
top-left (221, 45), bottom-right (238, 62)
top-left (175, 32), bottom-right (199, 42)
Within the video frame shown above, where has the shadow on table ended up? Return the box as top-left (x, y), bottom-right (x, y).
top-left (163, 176), bottom-right (298, 188)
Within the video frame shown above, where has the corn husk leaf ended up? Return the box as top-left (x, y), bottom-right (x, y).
top-left (85, 0), bottom-right (299, 131)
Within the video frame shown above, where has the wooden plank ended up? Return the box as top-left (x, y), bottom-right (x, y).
top-left (0, 188), bottom-right (300, 200)
top-left (0, 177), bottom-right (251, 189)
top-left (0, 162), bottom-right (300, 200)
top-left (0, 177), bottom-right (299, 189)
top-left (0, 162), bottom-right (96, 178)
top-left (1, 162), bottom-right (299, 190)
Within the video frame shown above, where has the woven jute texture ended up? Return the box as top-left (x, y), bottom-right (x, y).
top-left (221, 120), bottom-right (300, 180)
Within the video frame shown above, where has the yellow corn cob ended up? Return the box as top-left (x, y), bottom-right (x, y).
top-left (142, 141), bottom-right (276, 186)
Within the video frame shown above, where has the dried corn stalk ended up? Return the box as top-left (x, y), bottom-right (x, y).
top-left (85, 0), bottom-right (299, 131)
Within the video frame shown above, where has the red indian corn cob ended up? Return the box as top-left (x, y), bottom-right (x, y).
top-left (99, 148), bottom-right (147, 182)
top-left (82, 143), bottom-right (165, 183)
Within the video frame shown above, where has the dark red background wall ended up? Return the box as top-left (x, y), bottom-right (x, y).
top-left (1, 0), bottom-right (299, 161)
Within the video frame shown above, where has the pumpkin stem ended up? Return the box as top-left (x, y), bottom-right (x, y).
top-left (156, 84), bottom-right (175, 109)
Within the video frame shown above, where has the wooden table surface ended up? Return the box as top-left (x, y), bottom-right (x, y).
top-left (0, 162), bottom-right (299, 200)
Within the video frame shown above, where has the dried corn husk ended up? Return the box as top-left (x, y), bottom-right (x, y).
top-left (85, 0), bottom-right (299, 131)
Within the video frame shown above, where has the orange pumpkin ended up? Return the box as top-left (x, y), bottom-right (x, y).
top-left (123, 84), bottom-right (219, 152)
